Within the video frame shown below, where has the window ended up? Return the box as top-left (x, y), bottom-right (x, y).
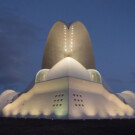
top-left (53, 93), bottom-right (64, 107)
top-left (73, 93), bottom-right (84, 107)
top-left (88, 69), bottom-right (102, 83)
top-left (35, 69), bottom-right (49, 83)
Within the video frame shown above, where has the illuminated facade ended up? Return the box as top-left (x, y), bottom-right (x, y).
top-left (1, 21), bottom-right (135, 119)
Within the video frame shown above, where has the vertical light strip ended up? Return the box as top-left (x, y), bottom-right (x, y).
top-left (70, 25), bottom-right (74, 52)
top-left (64, 25), bottom-right (67, 52)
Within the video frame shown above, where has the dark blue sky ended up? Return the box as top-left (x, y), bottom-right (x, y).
top-left (0, 0), bottom-right (135, 93)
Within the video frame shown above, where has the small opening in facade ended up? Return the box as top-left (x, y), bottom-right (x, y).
top-left (56, 104), bottom-right (58, 106)
top-left (75, 104), bottom-right (77, 106)
top-left (61, 94), bottom-right (64, 96)
top-left (59, 104), bottom-right (62, 106)
top-left (73, 94), bottom-right (75, 96)
top-left (78, 99), bottom-right (80, 101)
top-left (74, 99), bottom-right (76, 101)
top-left (55, 95), bottom-right (57, 97)
top-left (57, 99), bottom-right (59, 101)
top-left (61, 99), bottom-right (63, 101)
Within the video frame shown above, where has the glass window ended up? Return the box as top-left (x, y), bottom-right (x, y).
top-left (88, 69), bottom-right (102, 83)
top-left (35, 69), bottom-right (49, 83)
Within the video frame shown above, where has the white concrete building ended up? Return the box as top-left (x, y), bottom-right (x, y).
top-left (1, 21), bottom-right (135, 119)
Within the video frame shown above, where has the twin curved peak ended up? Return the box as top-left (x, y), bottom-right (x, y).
top-left (46, 57), bottom-right (91, 81)
top-left (42, 21), bottom-right (95, 69)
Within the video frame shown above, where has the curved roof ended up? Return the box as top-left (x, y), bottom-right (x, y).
top-left (46, 57), bottom-right (91, 81)
top-left (42, 21), bottom-right (95, 69)
top-left (35, 69), bottom-right (49, 83)
top-left (0, 90), bottom-right (16, 96)
top-left (117, 90), bottom-right (135, 109)
top-left (88, 69), bottom-right (102, 83)
top-left (0, 90), bottom-right (18, 110)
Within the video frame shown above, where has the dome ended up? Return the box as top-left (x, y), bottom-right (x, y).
top-left (88, 69), bottom-right (102, 83)
top-left (46, 57), bottom-right (91, 81)
top-left (117, 90), bottom-right (135, 109)
top-left (35, 69), bottom-right (49, 83)
top-left (0, 90), bottom-right (18, 110)
top-left (0, 90), bottom-right (16, 96)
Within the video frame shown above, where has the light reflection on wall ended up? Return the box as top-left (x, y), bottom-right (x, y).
top-left (12, 108), bottom-right (19, 116)
top-left (70, 109), bottom-right (82, 118)
top-left (54, 109), bottom-right (67, 118)
top-left (85, 104), bottom-right (96, 117)
top-left (29, 109), bottom-right (40, 116)
top-left (20, 109), bottom-right (28, 116)
top-left (43, 109), bottom-right (52, 116)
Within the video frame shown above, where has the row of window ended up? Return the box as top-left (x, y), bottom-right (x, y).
top-left (74, 99), bottom-right (83, 102)
top-left (75, 104), bottom-right (84, 107)
top-left (73, 94), bottom-right (82, 97)
top-left (54, 99), bottom-right (63, 102)
top-left (52, 104), bottom-right (62, 107)
top-left (55, 94), bottom-right (64, 97)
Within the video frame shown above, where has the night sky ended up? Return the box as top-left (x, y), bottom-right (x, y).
top-left (0, 0), bottom-right (135, 93)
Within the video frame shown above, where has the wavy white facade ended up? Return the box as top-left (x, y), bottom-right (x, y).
top-left (1, 21), bottom-right (135, 119)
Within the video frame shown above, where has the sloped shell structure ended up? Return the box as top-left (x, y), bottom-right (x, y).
top-left (2, 78), bottom-right (134, 119)
top-left (42, 21), bottom-right (95, 69)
